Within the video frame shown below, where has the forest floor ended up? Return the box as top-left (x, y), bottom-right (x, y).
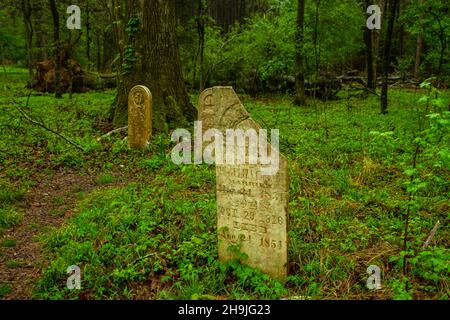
top-left (0, 68), bottom-right (448, 300)
top-left (0, 170), bottom-right (95, 299)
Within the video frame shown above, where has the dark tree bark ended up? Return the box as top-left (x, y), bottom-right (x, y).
top-left (363, 0), bottom-right (376, 90)
top-left (48, 0), bottom-right (62, 98)
top-left (373, 0), bottom-right (384, 81)
top-left (21, 0), bottom-right (34, 82)
top-left (96, 32), bottom-right (101, 72)
top-left (34, 6), bottom-right (49, 62)
top-left (197, 0), bottom-right (206, 92)
top-left (414, 32), bottom-right (424, 82)
top-left (380, 0), bottom-right (398, 114)
top-left (413, 0), bottom-right (424, 82)
top-left (364, 28), bottom-right (376, 89)
top-left (428, 10), bottom-right (447, 88)
top-left (208, 0), bottom-right (267, 33)
top-left (313, 0), bottom-right (320, 77)
top-left (86, 0), bottom-right (91, 68)
top-left (112, 0), bottom-right (196, 131)
top-left (101, 26), bottom-right (117, 73)
top-left (396, 0), bottom-right (404, 59)
top-left (175, 0), bottom-right (197, 22)
top-left (294, 0), bottom-right (307, 106)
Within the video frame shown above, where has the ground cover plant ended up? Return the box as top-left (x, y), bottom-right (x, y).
top-left (0, 67), bottom-right (448, 300)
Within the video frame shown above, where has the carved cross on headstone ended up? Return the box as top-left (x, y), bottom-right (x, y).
top-left (128, 85), bottom-right (152, 149)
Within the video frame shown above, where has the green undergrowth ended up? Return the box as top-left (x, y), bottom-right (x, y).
top-left (1, 68), bottom-right (448, 300)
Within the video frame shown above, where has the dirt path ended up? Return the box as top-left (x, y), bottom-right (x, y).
top-left (0, 170), bottom-right (96, 300)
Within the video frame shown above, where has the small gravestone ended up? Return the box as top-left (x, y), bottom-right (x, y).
top-left (199, 87), bottom-right (289, 280)
top-left (128, 85), bottom-right (152, 149)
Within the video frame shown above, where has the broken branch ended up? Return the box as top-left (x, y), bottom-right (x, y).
top-left (97, 126), bottom-right (128, 141)
top-left (423, 221), bottom-right (440, 250)
top-left (12, 95), bottom-right (86, 152)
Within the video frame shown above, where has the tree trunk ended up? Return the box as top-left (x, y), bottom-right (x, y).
top-left (363, 0), bottom-right (376, 90)
top-left (380, 0), bottom-right (397, 114)
top-left (294, 0), bottom-right (307, 106)
top-left (35, 14), bottom-right (48, 61)
top-left (313, 0), bottom-right (320, 77)
top-left (413, 0), bottom-right (424, 82)
top-left (364, 28), bottom-right (376, 89)
top-left (197, 0), bottom-right (206, 92)
top-left (208, 0), bottom-right (267, 33)
top-left (86, 0), bottom-right (91, 68)
top-left (372, 0), bottom-right (384, 85)
top-left (414, 33), bottom-right (423, 82)
top-left (396, 0), bottom-right (404, 59)
top-left (112, 0), bottom-right (196, 131)
top-left (48, 0), bottom-right (62, 98)
top-left (430, 12), bottom-right (446, 88)
top-left (21, 0), bottom-right (34, 82)
top-left (96, 32), bottom-right (101, 72)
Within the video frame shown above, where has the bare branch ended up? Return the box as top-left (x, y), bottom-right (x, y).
top-left (12, 95), bottom-right (86, 152)
top-left (423, 221), bottom-right (441, 250)
top-left (97, 126), bottom-right (128, 141)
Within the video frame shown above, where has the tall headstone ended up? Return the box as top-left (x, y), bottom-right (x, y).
top-left (199, 87), bottom-right (289, 280)
top-left (128, 85), bottom-right (152, 149)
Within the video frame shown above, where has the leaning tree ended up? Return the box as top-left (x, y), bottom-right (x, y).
top-left (110, 0), bottom-right (196, 131)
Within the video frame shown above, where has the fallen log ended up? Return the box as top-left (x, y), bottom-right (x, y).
top-left (83, 72), bottom-right (117, 90)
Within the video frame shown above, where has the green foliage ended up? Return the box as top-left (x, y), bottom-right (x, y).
top-left (386, 80), bottom-right (450, 299)
top-left (389, 247), bottom-right (449, 300)
top-left (180, 0), bottom-right (364, 91)
top-left (96, 174), bottom-right (115, 185)
top-left (410, 248), bottom-right (449, 284)
top-left (0, 178), bottom-right (26, 205)
top-left (0, 9), bottom-right (26, 64)
top-left (0, 70), bottom-right (115, 174)
top-left (6, 259), bottom-right (27, 269)
top-left (1, 68), bottom-right (449, 300)
top-left (120, 16), bottom-right (141, 74)
top-left (0, 206), bottom-right (23, 230)
top-left (1, 0), bottom-right (448, 302)
top-left (0, 283), bottom-right (12, 298)
top-left (122, 45), bottom-right (137, 74)
top-left (125, 17), bottom-right (141, 36)
top-left (402, 0), bottom-right (450, 81)
top-left (1, 239), bottom-right (17, 248)
top-left (34, 168), bottom-right (217, 299)
top-left (28, 86), bottom-right (449, 300)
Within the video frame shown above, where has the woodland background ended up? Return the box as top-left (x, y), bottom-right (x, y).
top-left (0, 0), bottom-right (448, 300)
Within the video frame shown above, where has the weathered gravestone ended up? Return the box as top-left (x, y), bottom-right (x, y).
top-left (199, 86), bottom-right (289, 280)
top-left (128, 85), bottom-right (152, 149)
